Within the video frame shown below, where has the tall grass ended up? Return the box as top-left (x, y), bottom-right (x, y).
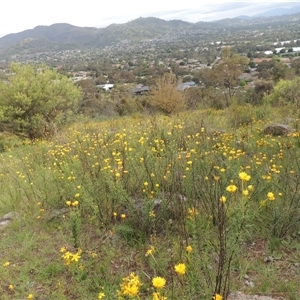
top-left (0, 107), bottom-right (300, 299)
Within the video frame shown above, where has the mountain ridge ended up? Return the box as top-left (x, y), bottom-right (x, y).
top-left (236, 5), bottom-right (300, 19)
top-left (0, 10), bottom-right (299, 58)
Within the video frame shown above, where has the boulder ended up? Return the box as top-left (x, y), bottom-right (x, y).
top-left (263, 124), bottom-right (294, 136)
top-left (0, 212), bottom-right (18, 229)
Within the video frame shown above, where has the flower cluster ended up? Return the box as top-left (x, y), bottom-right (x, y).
top-left (60, 247), bottom-right (82, 265)
top-left (117, 272), bottom-right (142, 298)
top-left (66, 200), bottom-right (79, 207)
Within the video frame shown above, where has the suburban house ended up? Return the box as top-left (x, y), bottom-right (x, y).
top-left (133, 85), bottom-right (150, 95)
top-left (177, 81), bottom-right (196, 91)
top-left (96, 84), bottom-right (114, 91)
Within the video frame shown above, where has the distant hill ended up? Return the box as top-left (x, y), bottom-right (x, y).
top-left (236, 5), bottom-right (300, 19)
top-left (0, 13), bottom-right (299, 58)
top-left (254, 5), bottom-right (300, 18)
top-left (0, 23), bottom-right (98, 48)
top-left (216, 11), bottom-right (300, 27)
top-left (0, 17), bottom-right (195, 50)
top-left (87, 17), bottom-right (194, 48)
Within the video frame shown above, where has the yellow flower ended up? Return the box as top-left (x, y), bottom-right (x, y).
top-left (242, 190), bottom-right (249, 196)
top-left (214, 294), bottom-right (223, 300)
top-left (188, 208), bottom-right (199, 217)
top-left (146, 246), bottom-right (155, 256)
top-left (149, 211), bottom-right (156, 217)
top-left (152, 276), bottom-right (166, 289)
top-left (260, 200), bottom-right (267, 207)
top-left (66, 200), bottom-right (72, 206)
top-left (60, 247), bottom-right (67, 253)
top-left (98, 292), bottom-right (105, 299)
top-left (267, 192), bottom-right (275, 201)
top-left (153, 292), bottom-right (160, 300)
top-left (248, 185), bottom-right (254, 191)
top-left (174, 263), bottom-right (186, 275)
top-left (8, 284), bottom-right (14, 290)
top-left (239, 172), bottom-right (251, 181)
top-left (226, 185), bottom-right (237, 193)
top-left (186, 245), bottom-right (193, 253)
top-left (71, 252), bottom-right (81, 262)
top-left (72, 200), bottom-right (79, 207)
top-left (124, 284), bottom-right (139, 296)
top-left (27, 294), bottom-right (34, 299)
top-left (121, 214), bottom-right (126, 219)
top-left (118, 272), bottom-right (142, 297)
top-left (144, 182), bottom-right (149, 187)
top-left (220, 196), bottom-right (226, 203)
top-left (74, 193), bottom-right (80, 198)
top-left (90, 252), bottom-right (97, 258)
top-left (3, 261), bottom-right (10, 267)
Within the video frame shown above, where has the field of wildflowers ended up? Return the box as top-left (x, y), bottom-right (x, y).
top-left (0, 106), bottom-right (300, 299)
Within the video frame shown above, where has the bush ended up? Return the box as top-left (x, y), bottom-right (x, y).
top-left (264, 77), bottom-right (300, 108)
top-left (0, 63), bottom-right (82, 139)
top-left (148, 73), bottom-right (187, 114)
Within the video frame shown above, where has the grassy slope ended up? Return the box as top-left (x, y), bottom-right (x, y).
top-left (0, 106), bottom-right (300, 300)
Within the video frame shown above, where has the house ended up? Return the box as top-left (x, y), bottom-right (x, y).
top-left (238, 73), bottom-right (254, 81)
top-left (96, 84), bottom-right (114, 91)
top-left (264, 50), bottom-right (273, 55)
top-left (177, 81), bottom-right (196, 91)
top-left (133, 85), bottom-right (150, 95)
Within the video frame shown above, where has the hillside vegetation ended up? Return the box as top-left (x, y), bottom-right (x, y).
top-left (0, 104), bottom-right (300, 299)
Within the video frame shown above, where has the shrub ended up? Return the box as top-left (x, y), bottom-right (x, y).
top-left (148, 73), bottom-right (187, 114)
top-left (0, 63), bottom-right (81, 139)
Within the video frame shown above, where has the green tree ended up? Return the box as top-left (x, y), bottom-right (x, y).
top-left (0, 63), bottom-right (81, 139)
top-left (291, 57), bottom-right (300, 75)
top-left (203, 48), bottom-right (248, 107)
top-left (76, 79), bottom-right (102, 118)
top-left (264, 77), bottom-right (300, 108)
top-left (257, 59), bottom-right (288, 82)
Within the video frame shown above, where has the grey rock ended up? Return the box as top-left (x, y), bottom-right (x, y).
top-left (228, 291), bottom-right (286, 300)
top-left (245, 280), bottom-right (255, 287)
top-left (46, 208), bottom-right (70, 221)
top-left (0, 212), bottom-right (19, 229)
top-left (264, 256), bottom-right (274, 263)
top-left (263, 123), bottom-right (294, 136)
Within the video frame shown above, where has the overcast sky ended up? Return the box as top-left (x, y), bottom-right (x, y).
top-left (0, 1), bottom-right (299, 37)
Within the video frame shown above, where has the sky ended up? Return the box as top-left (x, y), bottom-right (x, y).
top-left (0, 0), bottom-right (299, 37)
